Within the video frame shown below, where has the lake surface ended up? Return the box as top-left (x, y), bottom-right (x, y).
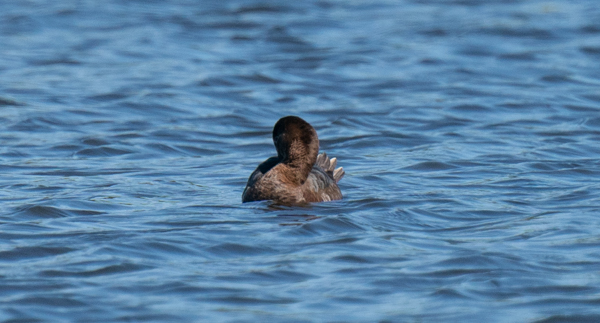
top-left (1, 0), bottom-right (600, 322)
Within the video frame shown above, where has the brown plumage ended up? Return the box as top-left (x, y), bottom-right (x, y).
top-left (242, 116), bottom-right (344, 205)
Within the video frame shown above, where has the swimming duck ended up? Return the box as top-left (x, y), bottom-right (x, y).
top-left (242, 116), bottom-right (344, 205)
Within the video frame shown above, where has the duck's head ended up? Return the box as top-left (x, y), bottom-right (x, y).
top-left (273, 116), bottom-right (319, 169)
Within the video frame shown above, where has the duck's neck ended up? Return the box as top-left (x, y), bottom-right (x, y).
top-left (279, 140), bottom-right (318, 185)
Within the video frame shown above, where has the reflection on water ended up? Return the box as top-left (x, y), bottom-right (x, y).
top-left (2, 0), bottom-right (600, 322)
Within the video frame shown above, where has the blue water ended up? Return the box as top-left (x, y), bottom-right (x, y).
top-left (2, 0), bottom-right (600, 322)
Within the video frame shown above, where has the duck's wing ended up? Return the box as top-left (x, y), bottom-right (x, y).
top-left (304, 166), bottom-right (343, 202)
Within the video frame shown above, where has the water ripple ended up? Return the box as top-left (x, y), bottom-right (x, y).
top-left (1, 0), bottom-right (600, 322)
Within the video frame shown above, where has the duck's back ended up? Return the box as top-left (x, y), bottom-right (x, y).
top-left (242, 153), bottom-right (344, 204)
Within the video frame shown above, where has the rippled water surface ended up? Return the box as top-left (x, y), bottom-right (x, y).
top-left (2, 0), bottom-right (600, 322)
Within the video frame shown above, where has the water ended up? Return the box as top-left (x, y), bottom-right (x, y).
top-left (1, 0), bottom-right (600, 322)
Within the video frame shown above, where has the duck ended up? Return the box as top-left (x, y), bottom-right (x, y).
top-left (242, 116), bottom-right (344, 205)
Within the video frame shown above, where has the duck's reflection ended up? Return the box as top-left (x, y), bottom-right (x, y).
top-left (277, 213), bottom-right (321, 226)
